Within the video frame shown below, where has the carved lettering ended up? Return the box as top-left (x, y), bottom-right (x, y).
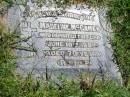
top-left (28, 10), bottom-right (95, 21)
top-left (43, 50), bottom-right (101, 57)
top-left (45, 41), bottom-right (99, 48)
top-left (38, 32), bottom-right (101, 40)
top-left (38, 22), bottom-right (99, 32)
top-left (57, 59), bottom-right (89, 66)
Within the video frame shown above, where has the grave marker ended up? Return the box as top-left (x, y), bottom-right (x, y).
top-left (7, 1), bottom-right (122, 82)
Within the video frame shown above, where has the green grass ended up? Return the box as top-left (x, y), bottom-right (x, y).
top-left (0, 23), bottom-right (129, 96)
top-left (0, 0), bottom-right (130, 96)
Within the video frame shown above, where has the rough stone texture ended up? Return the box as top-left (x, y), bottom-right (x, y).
top-left (7, 1), bottom-right (122, 83)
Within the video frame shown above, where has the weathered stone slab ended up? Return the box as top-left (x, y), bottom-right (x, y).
top-left (7, 1), bottom-right (122, 82)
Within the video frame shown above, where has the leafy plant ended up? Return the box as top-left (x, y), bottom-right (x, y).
top-left (0, 0), bottom-right (130, 97)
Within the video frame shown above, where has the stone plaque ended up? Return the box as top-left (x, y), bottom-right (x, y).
top-left (7, 1), bottom-right (121, 81)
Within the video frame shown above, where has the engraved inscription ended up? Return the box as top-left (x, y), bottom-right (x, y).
top-left (19, 5), bottom-right (106, 67)
top-left (27, 10), bottom-right (95, 21)
top-left (37, 32), bottom-right (101, 40)
top-left (38, 22), bottom-right (99, 32)
top-left (57, 59), bottom-right (89, 66)
top-left (45, 41), bottom-right (99, 48)
top-left (43, 50), bottom-right (101, 57)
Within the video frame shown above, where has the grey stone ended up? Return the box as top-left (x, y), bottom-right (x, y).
top-left (7, 1), bottom-right (122, 83)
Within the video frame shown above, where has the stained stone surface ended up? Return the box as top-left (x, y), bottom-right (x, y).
top-left (7, 1), bottom-right (122, 82)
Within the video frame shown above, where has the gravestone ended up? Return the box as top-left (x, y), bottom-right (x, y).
top-left (7, 1), bottom-right (122, 82)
